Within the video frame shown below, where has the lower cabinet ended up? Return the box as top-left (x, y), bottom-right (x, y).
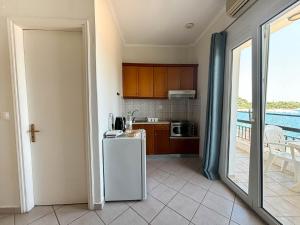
top-left (154, 125), bottom-right (170, 154)
top-left (170, 138), bottom-right (199, 154)
top-left (133, 123), bottom-right (199, 155)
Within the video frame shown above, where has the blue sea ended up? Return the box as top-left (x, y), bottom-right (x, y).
top-left (237, 109), bottom-right (300, 139)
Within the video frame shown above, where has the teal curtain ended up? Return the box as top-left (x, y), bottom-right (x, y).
top-left (203, 32), bottom-right (227, 180)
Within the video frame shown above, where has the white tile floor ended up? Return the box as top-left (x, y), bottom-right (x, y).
top-left (0, 157), bottom-right (266, 225)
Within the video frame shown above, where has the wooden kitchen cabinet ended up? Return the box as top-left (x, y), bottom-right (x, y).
top-left (132, 124), bottom-right (155, 155)
top-left (168, 67), bottom-right (195, 90)
top-left (123, 63), bottom-right (198, 99)
top-left (133, 123), bottom-right (170, 155)
top-left (154, 124), bottom-right (170, 154)
top-left (180, 67), bottom-right (194, 90)
top-left (167, 67), bottom-right (181, 90)
top-left (138, 67), bottom-right (154, 97)
top-left (154, 67), bottom-right (168, 97)
top-left (123, 66), bottom-right (138, 97)
top-left (133, 123), bottom-right (199, 155)
top-left (170, 138), bottom-right (199, 154)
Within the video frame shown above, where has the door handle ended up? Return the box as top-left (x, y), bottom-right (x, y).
top-left (28, 123), bottom-right (40, 142)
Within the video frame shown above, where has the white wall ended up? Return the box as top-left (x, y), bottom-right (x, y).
top-left (193, 8), bottom-right (234, 157)
top-left (0, 0), bottom-right (97, 208)
top-left (94, 0), bottom-right (123, 204)
top-left (123, 45), bottom-right (196, 64)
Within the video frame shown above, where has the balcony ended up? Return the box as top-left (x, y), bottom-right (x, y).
top-left (228, 112), bottom-right (300, 224)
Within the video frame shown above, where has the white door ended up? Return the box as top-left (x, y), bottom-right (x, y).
top-left (23, 30), bottom-right (87, 205)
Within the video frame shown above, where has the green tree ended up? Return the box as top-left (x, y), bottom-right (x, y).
top-left (237, 97), bottom-right (300, 109)
top-left (237, 97), bottom-right (251, 109)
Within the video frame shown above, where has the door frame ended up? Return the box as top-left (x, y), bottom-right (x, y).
top-left (7, 18), bottom-right (95, 213)
top-left (219, 1), bottom-right (299, 224)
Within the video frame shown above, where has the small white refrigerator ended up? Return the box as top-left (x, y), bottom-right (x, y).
top-left (103, 130), bottom-right (147, 201)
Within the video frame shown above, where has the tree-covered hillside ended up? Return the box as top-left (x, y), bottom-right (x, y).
top-left (237, 97), bottom-right (300, 109)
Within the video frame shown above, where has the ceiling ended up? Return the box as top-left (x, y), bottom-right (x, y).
top-left (109, 0), bottom-right (226, 46)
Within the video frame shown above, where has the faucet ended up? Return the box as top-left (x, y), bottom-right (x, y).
top-left (131, 109), bottom-right (139, 117)
top-left (127, 109), bottom-right (139, 123)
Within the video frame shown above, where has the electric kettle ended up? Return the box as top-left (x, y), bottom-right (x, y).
top-left (115, 117), bottom-right (126, 131)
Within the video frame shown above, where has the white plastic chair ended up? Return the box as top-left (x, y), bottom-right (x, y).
top-left (264, 125), bottom-right (300, 180)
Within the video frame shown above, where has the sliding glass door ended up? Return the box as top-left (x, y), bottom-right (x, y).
top-left (261, 4), bottom-right (300, 224)
top-left (220, 1), bottom-right (300, 224)
top-left (228, 39), bottom-right (253, 194)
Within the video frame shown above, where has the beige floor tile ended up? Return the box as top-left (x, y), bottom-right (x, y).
top-left (147, 167), bottom-right (158, 177)
top-left (96, 202), bottom-right (129, 224)
top-left (69, 211), bottom-right (104, 225)
top-left (264, 196), bottom-right (300, 217)
top-left (131, 195), bottom-right (164, 222)
top-left (267, 171), bottom-right (294, 183)
top-left (167, 193), bottom-right (199, 220)
top-left (150, 184), bottom-right (177, 204)
top-left (15, 206), bottom-right (53, 225)
top-left (202, 192), bottom-right (233, 218)
top-left (172, 168), bottom-right (198, 181)
top-left (191, 205), bottom-right (229, 225)
top-left (263, 186), bottom-right (278, 197)
top-left (209, 181), bottom-right (235, 202)
top-left (53, 205), bottom-right (65, 211)
top-left (0, 215), bottom-right (14, 225)
top-left (180, 182), bottom-right (207, 203)
top-left (151, 207), bottom-right (189, 225)
top-left (283, 195), bottom-right (300, 210)
top-left (189, 174), bottom-right (212, 190)
top-left (150, 169), bottom-right (170, 183)
top-left (265, 182), bottom-right (296, 196)
top-left (231, 202), bottom-right (265, 225)
top-left (30, 213), bottom-right (59, 225)
top-left (147, 177), bottom-right (160, 193)
top-left (126, 201), bottom-right (139, 207)
top-left (55, 204), bottom-right (88, 225)
top-left (162, 174), bottom-right (187, 191)
top-left (159, 162), bottom-right (181, 174)
top-left (147, 159), bottom-right (163, 169)
top-left (277, 217), bottom-right (295, 225)
top-left (263, 200), bottom-right (282, 217)
top-left (110, 208), bottom-right (147, 225)
top-left (282, 216), bottom-right (300, 225)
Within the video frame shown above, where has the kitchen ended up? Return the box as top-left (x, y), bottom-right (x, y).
top-left (102, 63), bottom-right (201, 202)
top-left (123, 63), bottom-right (200, 155)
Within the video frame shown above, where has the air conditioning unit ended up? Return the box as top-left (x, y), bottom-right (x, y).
top-left (226, 0), bottom-right (256, 17)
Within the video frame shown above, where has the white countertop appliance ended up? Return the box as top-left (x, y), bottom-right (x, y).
top-left (103, 130), bottom-right (147, 201)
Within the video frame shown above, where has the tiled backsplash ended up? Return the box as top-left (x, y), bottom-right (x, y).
top-left (122, 99), bottom-right (200, 122)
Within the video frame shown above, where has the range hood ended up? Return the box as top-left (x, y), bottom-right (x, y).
top-left (168, 90), bottom-right (196, 99)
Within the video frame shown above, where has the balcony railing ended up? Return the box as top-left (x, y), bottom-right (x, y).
top-left (236, 111), bottom-right (300, 141)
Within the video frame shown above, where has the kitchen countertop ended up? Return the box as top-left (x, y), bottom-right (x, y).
top-left (170, 136), bottom-right (200, 139)
top-left (133, 121), bottom-right (170, 125)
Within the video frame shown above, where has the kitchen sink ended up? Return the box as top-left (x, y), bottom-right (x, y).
top-left (132, 117), bottom-right (148, 123)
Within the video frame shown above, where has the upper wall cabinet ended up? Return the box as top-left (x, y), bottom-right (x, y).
top-left (123, 66), bottom-right (138, 97)
top-left (123, 63), bottom-right (198, 99)
top-left (154, 67), bottom-right (168, 97)
top-left (138, 67), bottom-right (154, 97)
top-left (167, 67), bottom-right (195, 90)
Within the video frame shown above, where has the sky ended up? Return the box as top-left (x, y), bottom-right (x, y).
top-left (238, 19), bottom-right (300, 102)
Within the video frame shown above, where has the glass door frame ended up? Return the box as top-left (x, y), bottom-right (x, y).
top-left (219, 0), bottom-right (299, 225)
